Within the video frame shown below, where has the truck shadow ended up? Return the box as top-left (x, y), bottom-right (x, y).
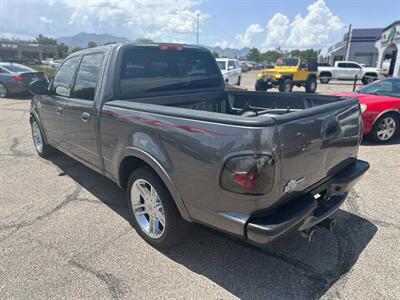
top-left (49, 152), bottom-right (377, 300)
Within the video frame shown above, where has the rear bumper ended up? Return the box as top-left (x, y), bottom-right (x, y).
top-left (246, 159), bottom-right (369, 245)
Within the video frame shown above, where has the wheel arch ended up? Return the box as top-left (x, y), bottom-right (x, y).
top-left (29, 110), bottom-right (49, 144)
top-left (118, 148), bottom-right (191, 221)
top-left (372, 109), bottom-right (400, 125)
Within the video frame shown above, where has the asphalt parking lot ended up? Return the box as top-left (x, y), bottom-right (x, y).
top-left (1, 74), bottom-right (399, 299)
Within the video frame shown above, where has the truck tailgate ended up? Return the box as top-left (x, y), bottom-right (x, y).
top-left (272, 100), bottom-right (362, 197)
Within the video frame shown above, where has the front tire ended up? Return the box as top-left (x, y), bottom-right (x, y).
top-left (30, 119), bottom-right (53, 158)
top-left (127, 167), bottom-right (189, 248)
top-left (370, 113), bottom-right (399, 143)
top-left (255, 79), bottom-right (268, 91)
top-left (279, 78), bottom-right (293, 92)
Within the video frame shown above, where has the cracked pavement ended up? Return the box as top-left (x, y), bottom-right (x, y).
top-left (1, 89), bottom-right (399, 299)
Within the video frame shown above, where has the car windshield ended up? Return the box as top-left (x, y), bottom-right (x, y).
top-left (217, 61), bottom-right (226, 70)
top-left (2, 64), bottom-right (34, 73)
top-left (359, 79), bottom-right (400, 97)
top-left (275, 58), bottom-right (299, 67)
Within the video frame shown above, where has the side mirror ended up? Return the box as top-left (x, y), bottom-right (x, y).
top-left (29, 80), bottom-right (49, 95)
top-left (228, 65), bottom-right (235, 70)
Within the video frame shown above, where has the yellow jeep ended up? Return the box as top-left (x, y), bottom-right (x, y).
top-left (255, 57), bottom-right (318, 93)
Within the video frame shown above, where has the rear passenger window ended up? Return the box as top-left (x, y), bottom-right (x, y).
top-left (73, 53), bottom-right (104, 101)
top-left (52, 56), bottom-right (80, 97)
top-left (119, 47), bottom-right (221, 97)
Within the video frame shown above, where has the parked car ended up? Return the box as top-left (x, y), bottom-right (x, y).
top-left (334, 77), bottom-right (400, 143)
top-left (216, 58), bottom-right (242, 85)
top-left (255, 57), bottom-right (318, 93)
top-left (240, 61), bottom-right (250, 72)
top-left (0, 62), bottom-right (47, 98)
top-left (318, 61), bottom-right (385, 85)
top-left (29, 43), bottom-right (368, 248)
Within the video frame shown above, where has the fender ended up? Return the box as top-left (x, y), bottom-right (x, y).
top-left (30, 107), bottom-right (49, 144)
top-left (117, 147), bottom-right (192, 222)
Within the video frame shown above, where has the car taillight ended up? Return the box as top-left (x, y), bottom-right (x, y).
top-left (220, 155), bottom-right (275, 194)
top-left (11, 75), bottom-right (25, 81)
top-left (158, 44), bottom-right (184, 51)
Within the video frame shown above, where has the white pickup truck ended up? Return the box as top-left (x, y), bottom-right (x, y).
top-left (318, 61), bottom-right (385, 85)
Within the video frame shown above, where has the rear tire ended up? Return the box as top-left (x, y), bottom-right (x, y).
top-left (369, 113), bottom-right (399, 143)
top-left (305, 77), bottom-right (317, 93)
top-left (362, 76), bottom-right (377, 85)
top-left (127, 166), bottom-right (190, 248)
top-left (0, 83), bottom-right (9, 98)
top-left (30, 119), bottom-right (54, 158)
top-left (279, 78), bottom-right (293, 92)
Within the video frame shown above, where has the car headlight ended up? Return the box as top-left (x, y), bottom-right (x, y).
top-left (360, 103), bottom-right (367, 114)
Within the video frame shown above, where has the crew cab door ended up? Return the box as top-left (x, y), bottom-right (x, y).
top-left (39, 56), bottom-right (80, 148)
top-left (62, 52), bottom-right (105, 170)
top-left (227, 60), bottom-right (238, 84)
top-left (346, 62), bottom-right (362, 78)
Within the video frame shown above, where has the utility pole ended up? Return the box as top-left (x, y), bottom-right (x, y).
top-left (196, 13), bottom-right (200, 45)
top-left (344, 24), bottom-right (352, 60)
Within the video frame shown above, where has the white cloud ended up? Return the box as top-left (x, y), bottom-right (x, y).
top-left (64, 0), bottom-right (207, 41)
top-left (263, 13), bottom-right (289, 49)
top-left (40, 16), bottom-right (53, 24)
top-left (235, 24), bottom-right (263, 48)
top-left (1, 0), bottom-right (207, 43)
top-left (263, 0), bottom-right (343, 49)
top-left (214, 41), bottom-right (231, 49)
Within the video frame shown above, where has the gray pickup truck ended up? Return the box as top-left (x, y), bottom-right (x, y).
top-left (29, 43), bottom-right (369, 248)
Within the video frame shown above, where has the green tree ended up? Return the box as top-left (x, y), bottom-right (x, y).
top-left (70, 47), bottom-right (84, 53)
top-left (35, 34), bottom-right (57, 45)
top-left (57, 43), bottom-right (69, 58)
top-left (246, 47), bottom-right (261, 62)
top-left (260, 50), bottom-right (282, 64)
top-left (134, 38), bottom-right (154, 43)
top-left (87, 41), bottom-right (97, 48)
top-left (212, 51), bottom-right (219, 58)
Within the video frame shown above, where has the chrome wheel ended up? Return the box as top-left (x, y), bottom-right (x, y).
top-left (130, 179), bottom-right (165, 239)
top-left (376, 116), bottom-right (396, 141)
top-left (32, 121), bottom-right (43, 153)
top-left (0, 83), bottom-right (7, 98)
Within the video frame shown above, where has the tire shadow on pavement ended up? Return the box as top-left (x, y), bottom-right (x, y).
top-left (48, 151), bottom-right (377, 300)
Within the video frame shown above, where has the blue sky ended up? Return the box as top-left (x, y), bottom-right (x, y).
top-left (1, 0), bottom-right (399, 51)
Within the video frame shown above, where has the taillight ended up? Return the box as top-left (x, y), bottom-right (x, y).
top-left (11, 75), bottom-right (25, 81)
top-left (158, 44), bottom-right (184, 51)
top-left (220, 155), bottom-right (275, 194)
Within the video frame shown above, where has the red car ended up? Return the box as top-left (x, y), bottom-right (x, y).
top-left (335, 78), bottom-right (400, 143)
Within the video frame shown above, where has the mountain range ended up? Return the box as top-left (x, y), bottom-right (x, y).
top-left (57, 32), bottom-right (131, 48)
top-left (56, 32), bottom-right (250, 57)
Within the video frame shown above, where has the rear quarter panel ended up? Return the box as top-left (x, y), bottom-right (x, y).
top-left (100, 105), bottom-right (281, 235)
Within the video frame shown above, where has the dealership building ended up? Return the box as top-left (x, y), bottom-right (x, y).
top-left (0, 39), bottom-right (58, 61)
top-left (324, 28), bottom-right (382, 67)
top-left (375, 20), bottom-right (400, 77)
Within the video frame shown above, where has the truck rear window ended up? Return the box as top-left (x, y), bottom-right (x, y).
top-left (119, 47), bottom-right (222, 97)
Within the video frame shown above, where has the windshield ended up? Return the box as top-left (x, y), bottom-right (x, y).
top-left (217, 61), bottom-right (226, 70)
top-left (2, 64), bottom-right (34, 73)
top-left (359, 79), bottom-right (400, 97)
top-left (275, 58), bottom-right (299, 67)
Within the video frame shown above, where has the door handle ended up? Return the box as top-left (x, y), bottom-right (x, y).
top-left (81, 112), bottom-right (90, 122)
top-left (56, 106), bottom-right (63, 115)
